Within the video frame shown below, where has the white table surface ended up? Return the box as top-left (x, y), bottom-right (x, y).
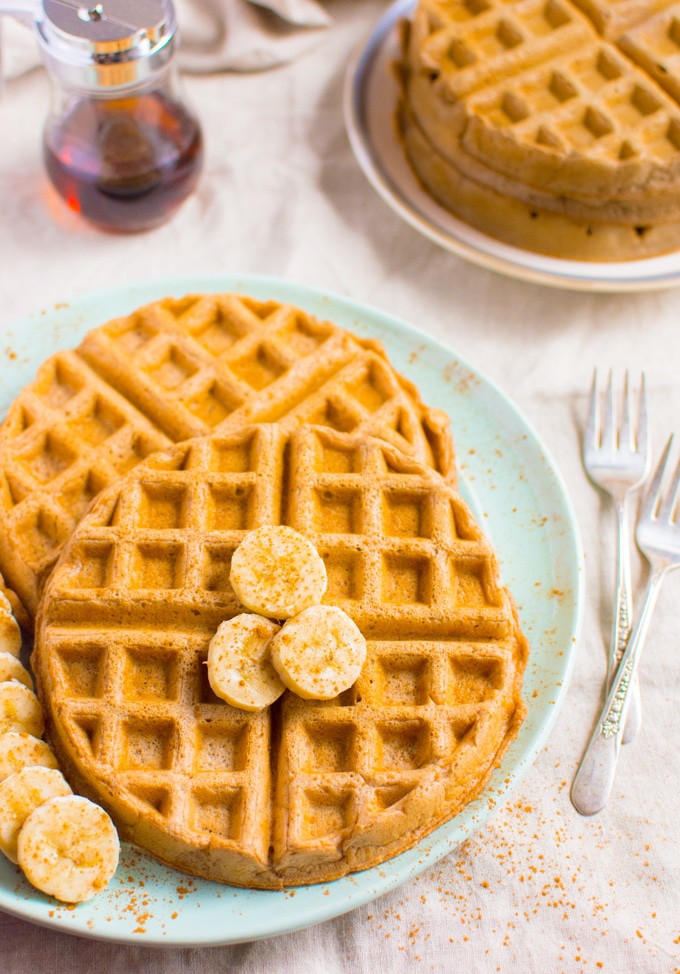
top-left (1, 2), bottom-right (679, 971)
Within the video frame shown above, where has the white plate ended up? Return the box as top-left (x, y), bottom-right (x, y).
top-left (343, 0), bottom-right (680, 292)
top-left (0, 275), bottom-right (583, 944)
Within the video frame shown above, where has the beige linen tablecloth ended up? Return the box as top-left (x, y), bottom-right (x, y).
top-left (0, 2), bottom-right (679, 971)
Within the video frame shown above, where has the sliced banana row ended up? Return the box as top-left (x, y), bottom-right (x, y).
top-left (209, 527), bottom-right (367, 711)
top-left (0, 599), bottom-right (119, 902)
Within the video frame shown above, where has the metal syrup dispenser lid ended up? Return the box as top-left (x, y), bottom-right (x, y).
top-left (35, 0), bottom-right (177, 89)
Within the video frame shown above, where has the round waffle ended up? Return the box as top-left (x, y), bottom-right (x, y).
top-left (0, 294), bottom-right (453, 620)
top-left (34, 423), bottom-right (527, 888)
top-left (400, 0), bottom-right (680, 259)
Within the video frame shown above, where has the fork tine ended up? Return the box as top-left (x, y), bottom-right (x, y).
top-left (659, 447), bottom-right (680, 524)
top-left (603, 369), bottom-right (615, 449)
top-left (585, 368), bottom-right (599, 450)
top-left (640, 435), bottom-right (674, 523)
top-left (636, 372), bottom-right (649, 459)
top-left (619, 370), bottom-right (631, 451)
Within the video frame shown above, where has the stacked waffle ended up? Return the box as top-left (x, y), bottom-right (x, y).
top-left (399, 0), bottom-right (680, 259)
top-left (0, 294), bottom-right (528, 889)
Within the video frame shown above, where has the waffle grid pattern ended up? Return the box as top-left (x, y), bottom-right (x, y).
top-left (0, 294), bottom-right (453, 618)
top-left (36, 425), bottom-right (525, 887)
top-left (404, 0), bottom-right (680, 238)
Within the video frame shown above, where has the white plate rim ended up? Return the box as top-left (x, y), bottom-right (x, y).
top-left (343, 0), bottom-right (680, 293)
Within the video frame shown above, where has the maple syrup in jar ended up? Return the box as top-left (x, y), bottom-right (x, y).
top-left (44, 82), bottom-right (203, 232)
top-left (35, 0), bottom-right (202, 231)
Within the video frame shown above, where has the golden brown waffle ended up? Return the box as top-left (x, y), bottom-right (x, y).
top-left (400, 0), bottom-right (680, 258)
top-left (0, 294), bottom-right (453, 619)
top-left (34, 424), bottom-right (527, 888)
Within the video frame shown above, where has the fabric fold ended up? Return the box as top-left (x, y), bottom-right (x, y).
top-left (0, 0), bottom-right (331, 80)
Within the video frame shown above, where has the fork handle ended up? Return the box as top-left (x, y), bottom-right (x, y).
top-left (571, 568), bottom-right (664, 816)
top-left (611, 499), bottom-right (642, 745)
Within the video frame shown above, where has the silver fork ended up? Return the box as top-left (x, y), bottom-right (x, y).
top-left (582, 370), bottom-right (649, 745)
top-left (572, 436), bottom-right (680, 815)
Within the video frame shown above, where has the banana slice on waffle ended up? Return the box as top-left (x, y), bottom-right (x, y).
top-left (0, 732), bottom-right (58, 783)
top-left (230, 526), bottom-right (327, 619)
top-left (0, 682), bottom-right (45, 737)
top-left (208, 614), bottom-right (284, 711)
top-left (0, 766), bottom-right (71, 862)
top-left (271, 605), bottom-right (367, 700)
top-left (18, 794), bottom-right (120, 903)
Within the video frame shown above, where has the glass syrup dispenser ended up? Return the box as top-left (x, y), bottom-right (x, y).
top-left (0, 0), bottom-right (203, 231)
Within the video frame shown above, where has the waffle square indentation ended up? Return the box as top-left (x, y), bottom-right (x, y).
top-left (208, 484), bottom-right (253, 531)
top-left (58, 469), bottom-right (109, 521)
top-left (381, 554), bottom-right (433, 605)
top-left (124, 647), bottom-right (179, 702)
top-left (132, 543), bottom-right (185, 589)
top-left (191, 310), bottom-right (249, 356)
top-left (448, 655), bottom-right (503, 704)
top-left (298, 786), bottom-right (353, 842)
top-left (71, 397), bottom-right (125, 446)
top-left (22, 433), bottom-right (76, 484)
top-left (321, 549), bottom-right (363, 602)
top-left (55, 643), bottom-right (105, 698)
top-left (302, 723), bottom-right (356, 773)
top-left (452, 555), bottom-right (492, 606)
top-left (19, 507), bottom-right (69, 559)
top-left (209, 436), bottom-right (257, 473)
top-left (376, 655), bottom-right (430, 705)
top-left (195, 722), bottom-right (249, 772)
top-left (69, 541), bottom-right (115, 588)
top-left (313, 487), bottom-right (361, 534)
top-left (35, 358), bottom-right (82, 408)
top-left (383, 490), bottom-right (431, 538)
top-left (346, 362), bottom-right (393, 413)
top-left (201, 544), bottom-right (236, 593)
top-left (315, 442), bottom-right (360, 474)
top-left (376, 720), bottom-right (431, 770)
top-left (115, 316), bottom-right (156, 353)
top-left (109, 431), bottom-right (159, 475)
top-left (67, 715), bottom-right (102, 760)
top-left (185, 382), bottom-right (241, 428)
top-left (146, 346), bottom-right (199, 390)
top-left (138, 482), bottom-right (189, 530)
top-left (190, 786), bottom-right (244, 839)
top-left (278, 314), bottom-right (331, 356)
top-left (121, 718), bottom-right (176, 770)
top-left (311, 398), bottom-right (360, 434)
top-left (230, 344), bottom-right (286, 391)
top-left (125, 781), bottom-right (172, 818)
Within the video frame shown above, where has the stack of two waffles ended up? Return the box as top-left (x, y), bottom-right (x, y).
top-left (400, 0), bottom-right (680, 259)
top-left (0, 294), bottom-right (527, 888)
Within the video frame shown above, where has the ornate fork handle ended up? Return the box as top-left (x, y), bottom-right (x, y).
top-left (611, 498), bottom-right (641, 744)
top-left (571, 566), bottom-right (665, 816)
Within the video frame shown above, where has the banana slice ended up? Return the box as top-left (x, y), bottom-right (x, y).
top-left (0, 593), bottom-right (21, 658)
top-left (270, 604), bottom-right (367, 700)
top-left (0, 732), bottom-right (58, 783)
top-left (208, 614), bottom-right (284, 711)
top-left (0, 652), bottom-right (33, 690)
top-left (0, 682), bottom-right (45, 737)
top-left (0, 766), bottom-right (71, 862)
top-left (18, 794), bottom-right (119, 903)
top-left (230, 526), bottom-right (327, 619)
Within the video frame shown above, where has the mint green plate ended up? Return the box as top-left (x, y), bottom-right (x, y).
top-left (0, 276), bottom-right (583, 945)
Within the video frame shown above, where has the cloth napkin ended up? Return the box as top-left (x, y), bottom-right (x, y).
top-left (1, 0), bottom-right (331, 79)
